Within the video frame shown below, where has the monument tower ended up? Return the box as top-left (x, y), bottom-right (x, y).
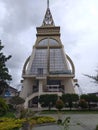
top-left (20, 0), bottom-right (77, 108)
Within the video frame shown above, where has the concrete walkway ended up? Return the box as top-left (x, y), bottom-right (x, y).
top-left (63, 114), bottom-right (98, 130)
top-left (35, 114), bottom-right (98, 130)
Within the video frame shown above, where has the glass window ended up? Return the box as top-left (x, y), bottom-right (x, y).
top-left (38, 38), bottom-right (59, 46)
top-left (49, 49), bottom-right (68, 73)
top-left (47, 79), bottom-right (61, 85)
top-left (37, 68), bottom-right (43, 75)
top-left (30, 49), bottom-right (48, 75)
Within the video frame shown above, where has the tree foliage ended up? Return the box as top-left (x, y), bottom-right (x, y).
top-left (55, 98), bottom-right (64, 111)
top-left (84, 69), bottom-right (98, 84)
top-left (0, 40), bottom-right (12, 95)
top-left (80, 94), bottom-right (98, 103)
top-left (79, 99), bottom-right (88, 109)
top-left (39, 93), bottom-right (98, 110)
top-left (39, 94), bottom-right (58, 109)
top-left (0, 97), bottom-right (9, 116)
top-left (62, 94), bottom-right (79, 110)
top-left (80, 94), bottom-right (98, 110)
top-left (9, 96), bottom-right (25, 106)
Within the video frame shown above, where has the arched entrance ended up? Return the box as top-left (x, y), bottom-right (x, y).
top-left (28, 96), bottom-right (39, 108)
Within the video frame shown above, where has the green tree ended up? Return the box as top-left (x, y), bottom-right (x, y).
top-left (39, 94), bottom-right (58, 110)
top-left (9, 96), bottom-right (25, 108)
top-left (71, 94), bottom-right (79, 101)
top-left (80, 94), bottom-right (89, 101)
top-left (88, 94), bottom-right (98, 102)
top-left (79, 99), bottom-right (88, 109)
top-left (0, 40), bottom-right (12, 96)
top-left (80, 94), bottom-right (89, 110)
top-left (80, 94), bottom-right (98, 110)
top-left (62, 94), bottom-right (79, 110)
top-left (0, 97), bottom-right (9, 116)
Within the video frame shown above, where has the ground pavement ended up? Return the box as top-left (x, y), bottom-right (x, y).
top-left (33, 114), bottom-right (98, 130)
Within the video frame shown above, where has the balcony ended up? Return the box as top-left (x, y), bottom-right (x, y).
top-left (43, 85), bottom-right (64, 93)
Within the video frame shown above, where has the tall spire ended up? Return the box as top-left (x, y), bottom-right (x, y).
top-left (47, 0), bottom-right (49, 9)
top-left (42, 0), bottom-right (55, 26)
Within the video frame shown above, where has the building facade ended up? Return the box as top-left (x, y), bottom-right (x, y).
top-left (20, 2), bottom-right (77, 108)
top-left (4, 86), bottom-right (19, 104)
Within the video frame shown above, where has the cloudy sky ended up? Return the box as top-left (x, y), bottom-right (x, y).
top-left (0, 0), bottom-right (98, 93)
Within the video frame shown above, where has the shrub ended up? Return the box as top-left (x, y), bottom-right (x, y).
top-left (8, 104), bottom-right (15, 112)
top-left (32, 116), bottom-right (56, 124)
top-left (57, 116), bottom-right (71, 130)
top-left (0, 118), bottom-right (25, 130)
top-left (0, 116), bottom-right (56, 130)
top-left (55, 98), bottom-right (64, 111)
top-left (9, 96), bottom-right (25, 106)
top-left (19, 108), bottom-right (35, 119)
top-left (79, 99), bottom-right (88, 109)
top-left (0, 98), bottom-right (9, 116)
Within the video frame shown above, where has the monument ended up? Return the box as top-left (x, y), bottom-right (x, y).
top-left (20, 0), bottom-right (77, 108)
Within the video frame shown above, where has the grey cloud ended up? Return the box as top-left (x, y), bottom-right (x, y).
top-left (0, 0), bottom-right (98, 93)
top-left (1, 0), bottom-right (46, 34)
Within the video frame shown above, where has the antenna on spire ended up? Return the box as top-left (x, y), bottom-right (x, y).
top-left (47, 0), bottom-right (49, 9)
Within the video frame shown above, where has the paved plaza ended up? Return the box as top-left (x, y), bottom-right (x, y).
top-left (34, 114), bottom-right (98, 130)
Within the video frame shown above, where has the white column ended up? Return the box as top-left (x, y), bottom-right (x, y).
top-left (24, 97), bottom-right (28, 109)
top-left (38, 80), bottom-right (43, 109)
top-left (39, 80), bottom-right (43, 94)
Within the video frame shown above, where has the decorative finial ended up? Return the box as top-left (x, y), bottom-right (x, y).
top-left (47, 0), bottom-right (49, 9)
top-left (42, 0), bottom-right (55, 26)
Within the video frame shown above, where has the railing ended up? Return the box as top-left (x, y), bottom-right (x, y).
top-left (43, 86), bottom-right (64, 93)
top-left (49, 70), bottom-right (72, 74)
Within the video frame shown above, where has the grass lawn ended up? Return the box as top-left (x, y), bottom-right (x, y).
top-left (41, 109), bottom-right (98, 114)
